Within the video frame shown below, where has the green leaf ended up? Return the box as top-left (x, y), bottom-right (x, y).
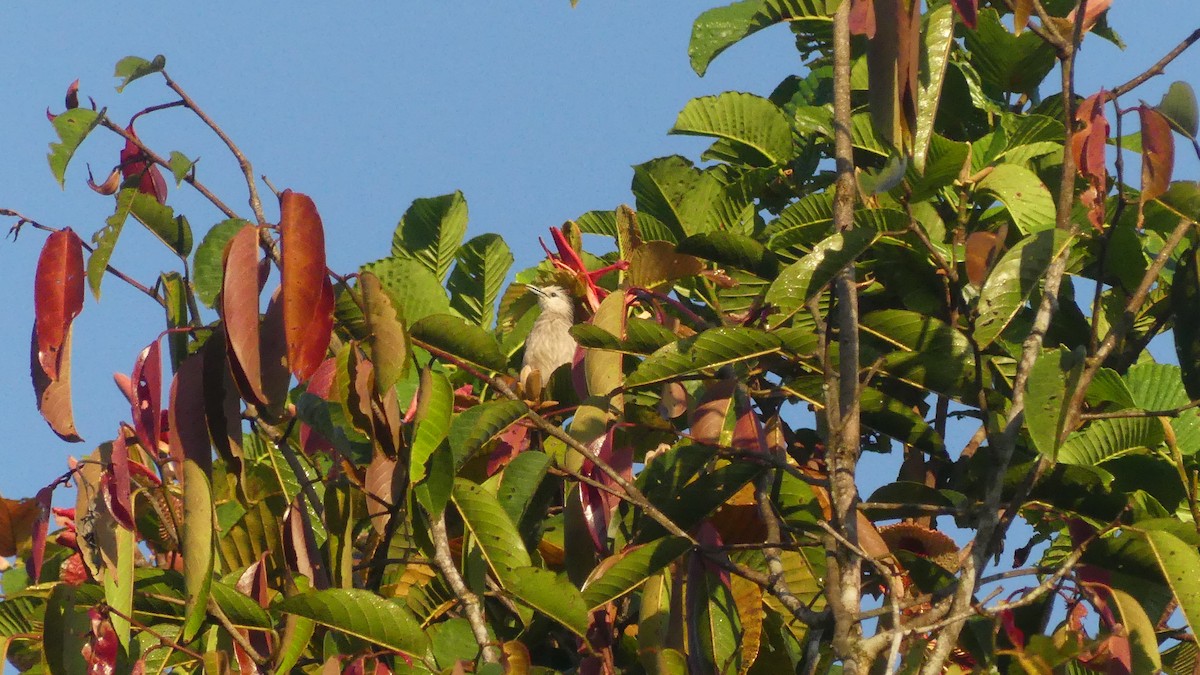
top-left (448, 400), bottom-right (527, 469)
top-left (582, 537), bottom-right (692, 609)
top-left (429, 618), bottom-right (481, 668)
top-left (626, 327), bottom-right (782, 388)
top-left (975, 163), bottom-right (1056, 234)
top-left (209, 581), bottom-right (273, 629)
top-left (1107, 586), bottom-right (1163, 674)
top-left (193, 218), bottom-right (248, 308)
top-left (1133, 528), bottom-right (1200, 642)
top-left (44, 584), bottom-right (89, 675)
top-left (452, 479), bottom-right (532, 583)
top-left (688, 559), bottom-right (743, 674)
top-left (1124, 363), bottom-right (1200, 455)
top-left (577, 209), bottom-right (679, 244)
top-left (1057, 418), bottom-right (1165, 466)
top-left (860, 310), bottom-right (976, 400)
top-left (677, 231), bottom-right (780, 279)
top-left (507, 566), bottom-right (591, 638)
top-left (630, 156), bottom-right (704, 239)
top-left (167, 151), bottom-right (195, 185)
top-left (764, 226), bottom-right (877, 326)
top-left (689, 0), bottom-right (835, 77)
top-left (87, 189), bottom-right (135, 300)
top-left (47, 108), bottom-right (101, 188)
top-left (497, 450), bottom-right (551, 524)
top-left (361, 256), bottom-right (452, 325)
top-left (1025, 347), bottom-right (1078, 459)
top-left (276, 588), bottom-right (429, 658)
top-left (447, 233), bottom-right (513, 328)
top-left (126, 188), bottom-right (192, 257)
top-left (962, 9), bottom-right (1055, 97)
top-left (411, 369), bottom-right (453, 485)
top-left (671, 92), bottom-right (795, 166)
top-left (1157, 81), bottom-right (1199, 140)
top-left (114, 55), bottom-right (166, 92)
top-left (391, 191), bottom-right (469, 282)
top-left (784, 377), bottom-right (946, 455)
top-left (181, 454), bottom-right (214, 642)
top-left (913, 5), bottom-right (955, 173)
top-left (411, 313), bottom-right (507, 373)
top-left (975, 229), bottom-right (1074, 348)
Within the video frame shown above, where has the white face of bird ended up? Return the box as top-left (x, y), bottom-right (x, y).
top-left (528, 285), bottom-right (573, 316)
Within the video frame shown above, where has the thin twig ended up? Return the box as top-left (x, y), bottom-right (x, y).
top-left (429, 512), bottom-right (502, 664)
top-left (1109, 28), bottom-right (1200, 99)
top-left (208, 596), bottom-right (270, 668)
top-left (2, 209), bottom-right (164, 306)
top-left (161, 72), bottom-right (268, 225)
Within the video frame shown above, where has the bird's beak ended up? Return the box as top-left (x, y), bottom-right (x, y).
top-left (526, 284), bottom-right (546, 298)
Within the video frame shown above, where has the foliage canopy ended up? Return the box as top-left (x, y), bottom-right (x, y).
top-left (4, 1), bottom-right (1200, 673)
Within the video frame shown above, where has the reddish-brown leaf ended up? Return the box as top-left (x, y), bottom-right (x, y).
top-left (282, 495), bottom-right (329, 589)
top-left (29, 486), bottom-right (53, 582)
top-left (365, 451), bottom-right (400, 536)
top-left (120, 124), bottom-right (167, 204)
top-left (32, 325), bottom-right (82, 442)
top-left (1138, 105), bottom-right (1176, 208)
top-left (1072, 91), bottom-right (1110, 230)
top-left (280, 190), bottom-right (333, 382)
top-left (0, 496), bottom-right (42, 558)
top-left (221, 224), bottom-right (267, 406)
top-left (950, 0), bottom-right (977, 28)
top-left (170, 352), bottom-right (212, 481)
top-left (131, 340), bottom-right (163, 454)
top-left (1013, 0), bottom-right (1033, 35)
top-left (1066, 0), bottom-right (1113, 34)
top-left (106, 428), bottom-right (136, 530)
top-left (34, 227), bottom-right (85, 380)
top-left (848, 0), bottom-right (877, 37)
top-left (965, 231), bottom-right (1000, 287)
top-left (865, 0), bottom-right (921, 148)
top-left (690, 379), bottom-right (737, 445)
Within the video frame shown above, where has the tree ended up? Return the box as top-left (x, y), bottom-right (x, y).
top-left (2, 0), bottom-right (1200, 672)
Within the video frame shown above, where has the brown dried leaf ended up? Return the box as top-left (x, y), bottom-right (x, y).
top-left (360, 271), bottom-right (409, 396)
top-left (32, 325), bottom-right (82, 442)
top-left (965, 231), bottom-right (999, 287)
top-left (1072, 91), bottom-right (1110, 230)
top-left (1013, 0), bottom-right (1032, 35)
top-left (0, 497), bottom-right (42, 557)
top-left (1138, 105), bottom-right (1176, 211)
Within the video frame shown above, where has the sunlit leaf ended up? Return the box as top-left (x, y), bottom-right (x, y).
top-left (764, 226), bottom-right (877, 326)
top-left (975, 228), bottom-right (1073, 348)
top-left (280, 190), bottom-right (334, 382)
top-left (34, 227), bottom-right (85, 381)
top-left (31, 325), bottom-right (82, 442)
top-left (1138, 106), bottom-right (1176, 213)
top-left (391, 191), bottom-right (469, 282)
top-left (114, 55), bottom-right (166, 92)
top-left (582, 537), bottom-right (692, 609)
top-left (411, 313), bottom-right (507, 374)
top-left (626, 327), bottom-right (782, 388)
top-left (47, 108), bottom-right (101, 187)
top-left (913, 5), bottom-right (955, 172)
top-left (975, 163), bottom-right (1056, 234)
top-left (671, 92), bottom-right (795, 166)
top-left (221, 225), bottom-right (266, 406)
top-left (452, 479), bottom-right (532, 583)
top-left (276, 588), bottom-right (429, 658)
top-left (507, 566), bottom-right (590, 638)
top-left (193, 218), bottom-right (249, 308)
top-left (447, 233), bottom-right (513, 328)
top-left (360, 271), bottom-right (410, 394)
top-left (689, 0), bottom-right (836, 77)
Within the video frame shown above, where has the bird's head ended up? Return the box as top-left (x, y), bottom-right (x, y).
top-left (527, 284), bottom-right (574, 318)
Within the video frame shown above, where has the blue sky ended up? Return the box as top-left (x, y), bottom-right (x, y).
top-left (0, 2), bottom-right (1198, 503)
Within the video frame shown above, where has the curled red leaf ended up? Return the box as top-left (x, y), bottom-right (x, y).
top-left (131, 340), bottom-right (163, 454)
top-left (280, 190), bottom-right (334, 382)
top-left (87, 165), bottom-right (122, 196)
top-left (34, 227), bottom-right (85, 380)
top-left (120, 124), bottom-right (167, 204)
top-left (105, 430), bottom-right (136, 531)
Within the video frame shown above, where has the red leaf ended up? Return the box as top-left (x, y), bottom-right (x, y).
top-left (578, 429), bottom-right (633, 554)
top-left (1066, 0), bottom-right (1113, 34)
top-left (965, 231), bottom-right (1000, 287)
top-left (29, 486), bottom-right (53, 582)
top-left (32, 325), bottom-right (82, 442)
top-left (34, 227), bottom-right (85, 380)
top-left (282, 495), bottom-right (329, 589)
top-left (120, 124), bottom-right (167, 204)
top-left (299, 358), bottom-right (337, 455)
top-left (82, 609), bottom-right (119, 675)
top-left (1138, 105), bottom-right (1176, 209)
top-left (280, 190), bottom-right (333, 382)
top-left (106, 430), bottom-right (136, 530)
top-left (849, 0), bottom-right (877, 38)
top-left (221, 225), bottom-right (267, 406)
top-left (65, 79), bottom-right (80, 110)
top-left (169, 352), bottom-right (211, 481)
top-left (1072, 91), bottom-right (1110, 230)
top-left (131, 340), bottom-right (163, 454)
top-left (950, 0), bottom-right (977, 28)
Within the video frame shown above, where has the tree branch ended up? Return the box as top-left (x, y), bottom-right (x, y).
top-left (429, 511), bottom-right (502, 665)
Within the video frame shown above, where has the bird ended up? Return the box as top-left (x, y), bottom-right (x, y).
top-left (521, 284), bottom-right (577, 394)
